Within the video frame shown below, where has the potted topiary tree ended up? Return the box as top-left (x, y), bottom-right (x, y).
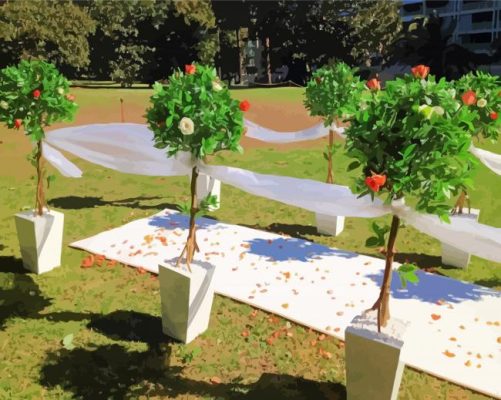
top-left (342, 66), bottom-right (477, 399)
top-left (146, 63), bottom-right (247, 343)
top-left (440, 70), bottom-right (501, 268)
top-left (304, 62), bottom-right (366, 236)
top-left (0, 60), bottom-right (78, 274)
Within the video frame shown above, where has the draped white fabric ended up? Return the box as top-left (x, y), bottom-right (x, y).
top-left (42, 123), bottom-right (501, 264)
top-left (469, 144), bottom-right (501, 176)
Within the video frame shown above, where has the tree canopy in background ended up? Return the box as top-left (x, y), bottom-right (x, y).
top-left (0, 0), bottom-right (498, 85)
top-left (0, 0), bottom-right (95, 69)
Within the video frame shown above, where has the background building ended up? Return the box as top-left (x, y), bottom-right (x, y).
top-left (401, 0), bottom-right (501, 54)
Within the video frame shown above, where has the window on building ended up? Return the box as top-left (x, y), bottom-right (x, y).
top-left (472, 11), bottom-right (493, 23)
top-left (426, 0), bottom-right (449, 9)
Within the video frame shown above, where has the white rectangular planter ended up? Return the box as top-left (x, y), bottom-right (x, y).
top-left (315, 213), bottom-right (345, 236)
top-left (345, 310), bottom-right (409, 400)
top-left (441, 209), bottom-right (480, 269)
top-left (193, 173), bottom-right (220, 211)
top-left (14, 208), bottom-right (64, 274)
top-left (158, 261), bottom-right (216, 344)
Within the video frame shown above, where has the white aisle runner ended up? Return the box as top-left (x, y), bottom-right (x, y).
top-left (70, 209), bottom-right (501, 398)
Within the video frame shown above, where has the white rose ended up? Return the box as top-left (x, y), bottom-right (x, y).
top-left (0, 100), bottom-right (8, 110)
top-left (432, 106), bottom-right (444, 116)
top-left (178, 117), bottom-right (194, 135)
top-left (477, 98), bottom-right (487, 108)
top-left (57, 87), bottom-right (64, 95)
top-left (212, 81), bottom-right (223, 92)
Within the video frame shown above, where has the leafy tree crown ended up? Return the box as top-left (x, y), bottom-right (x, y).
top-left (0, 60), bottom-right (78, 142)
top-left (146, 64), bottom-right (245, 159)
top-left (345, 71), bottom-right (478, 221)
top-left (304, 62), bottom-right (366, 126)
top-left (455, 70), bottom-right (501, 141)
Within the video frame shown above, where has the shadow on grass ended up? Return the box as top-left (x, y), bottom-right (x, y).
top-left (473, 277), bottom-right (501, 289)
top-left (41, 311), bottom-right (346, 399)
top-left (49, 195), bottom-right (179, 211)
top-left (394, 252), bottom-right (444, 270)
top-left (0, 256), bottom-right (51, 330)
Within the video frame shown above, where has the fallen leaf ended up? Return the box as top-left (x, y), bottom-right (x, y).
top-left (281, 303), bottom-right (289, 309)
top-left (431, 314), bottom-right (441, 321)
top-left (81, 255), bottom-right (95, 268)
top-left (497, 337), bottom-right (501, 344)
top-left (336, 311), bottom-right (343, 316)
top-left (464, 360), bottom-right (472, 367)
top-left (210, 376), bottom-right (221, 385)
top-left (449, 337), bottom-right (457, 342)
top-left (443, 350), bottom-right (456, 358)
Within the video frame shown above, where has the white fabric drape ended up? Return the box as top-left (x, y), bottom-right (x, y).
top-left (41, 123), bottom-right (501, 264)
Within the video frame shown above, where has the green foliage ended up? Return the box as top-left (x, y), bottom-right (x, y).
top-left (146, 64), bottom-right (245, 159)
top-left (397, 263), bottom-right (420, 289)
top-left (0, 0), bottom-right (95, 69)
top-left (345, 71), bottom-right (478, 220)
top-left (0, 60), bottom-right (78, 142)
top-left (346, 0), bottom-right (402, 66)
top-left (62, 334), bottom-right (76, 350)
top-left (455, 70), bottom-right (501, 141)
top-left (365, 221), bottom-right (390, 247)
top-left (177, 194), bottom-right (219, 216)
top-left (304, 62), bottom-right (367, 126)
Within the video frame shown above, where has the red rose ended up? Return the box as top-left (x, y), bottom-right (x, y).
top-left (366, 78), bottom-right (381, 91)
top-left (66, 94), bottom-right (75, 101)
top-left (365, 176), bottom-right (381, 192)
top-left (185, 64), bottom-right (196, 75)
top-left (14, 119), bottom-right (22, 129)
top-left (411, 65), bottom-right (430, 79)
top-left (490, 111), bottom-right (498, 120)
top-left (372, 174), bottom-right (387, 186)
top-left (461, 90), bottom-right (476, 106)
top-left (33, 89), bottom-right (41, 99)
top-left (239, 100), bottom-right (250, 112)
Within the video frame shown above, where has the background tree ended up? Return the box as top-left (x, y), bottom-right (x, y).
top-left (388, 12), bottom-right (501, 80)
top-left (0, 0), bottom-right (95, 71)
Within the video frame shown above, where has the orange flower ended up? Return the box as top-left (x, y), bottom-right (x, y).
top-left (371, 174), bottom-right (387, 186)
top-left (14, 119), bottom-right (22, 129)
top-left (411, 65), bottom-right (430, 79)
top-left (490, 111), bottom-right (498, 120)
top-left (33, 89), bottom-right (41, 99)
top-left (66, 94), bottom-right (75, 102)
top-left (461, 90), bottom-right (476, 106)
top-left (366, 78), bottom-right (381, 91)
top-left (185, 64), bottom-right (196, 75)
top-left (239, 100), bottom-right (250, 112)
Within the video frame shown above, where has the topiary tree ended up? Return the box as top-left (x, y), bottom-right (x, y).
top-left (344, 66), bottom-right (478, 331)
top-left (304, 62), bottom-right (366, 184)
top-left (452, 70), bottom-right (501, 214)
top-left (146, 63), bottom-right (247, 271)
top-left (0, 60), bottom-right (78, 216)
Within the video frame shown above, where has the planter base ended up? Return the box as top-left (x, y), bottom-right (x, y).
top-left (14, 208), bottom-right (64, 274)
top-left (315, 213), bottom-right (345, 236)
top-left (345, 310), bottom-right (409, 400)
top-left (441, 209), bottom-right (480, 269)
top-left (195, 173), bottom-right (220, 211)
top-left (159, 261), bottom-right (216, 344)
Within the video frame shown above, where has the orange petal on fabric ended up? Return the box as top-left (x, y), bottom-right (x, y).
top-left (449, 337), bottom-right (457, 341)
top-left (465, 360), bottom-right (472, 367)
top-left (443, 350), bottom-right (456, 358)
top-left (431, 314), bottom-right (441, 321)
top-left (283, 272), bottom-right (291, 279)
top-left (497, 337), bottom-right (501, 344)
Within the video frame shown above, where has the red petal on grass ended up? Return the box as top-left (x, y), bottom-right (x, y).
top-left (241, 330), bottom-right (250, 338)
top-left (81, 255), bottom-right (95, 268)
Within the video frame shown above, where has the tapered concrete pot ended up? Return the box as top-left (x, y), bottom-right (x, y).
top-left (345, 310), bottom-right (409, 400)
top-left (441, 208), bottom-right (480, 269)
top-left (195, 173), bottom-right (220, 211)
top-left (159, 261), bottom-right (216, 344)
top-left (315, 213), bottom-right (345, 236)
top-left (14, 208), bottom-right (64, 274)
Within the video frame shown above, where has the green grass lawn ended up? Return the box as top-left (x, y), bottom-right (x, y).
top-left (0, 88), bottom-right (500, 399)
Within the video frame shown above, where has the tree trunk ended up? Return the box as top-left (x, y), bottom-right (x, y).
top-left (368, 214), bottom-right (400, 332)
top-left (265, 37), bottom-right (272, 84)
top-left (326, 129), bottom-right (334, 184)
top-left (176, 166), bottom-right (200, 272)
top-left (35, 140), bottom-right (46, 216)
